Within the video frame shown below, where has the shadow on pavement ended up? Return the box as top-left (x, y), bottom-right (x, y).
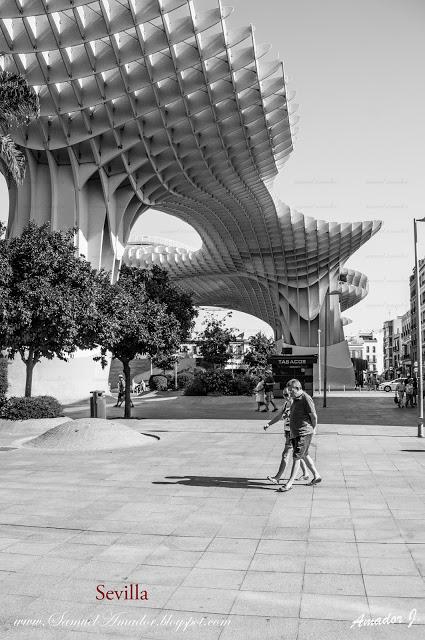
top-left (152, 475), bottom-right (286, 490)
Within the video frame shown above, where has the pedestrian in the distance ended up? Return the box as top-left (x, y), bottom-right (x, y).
top-left (395, 379), bottom-right (405, 408)
top-left (264, 369), bottom-right (278, 412)
top-left (412, 377), bottom-right (418, 406)
top-left (135, 379), bottom-right (146, 395)
top-left (115, 374), bottom-right (134, 408)
top-left (405, 378), bottom-right (414, 408)
top-left (264, 387), bottom-right (309, 484)
top-left (115, 374), bottom-right (125, 407)
top-left (254, 376), bottom-right (267, 412)
top-left (277, 378), bottom-right (321, 492)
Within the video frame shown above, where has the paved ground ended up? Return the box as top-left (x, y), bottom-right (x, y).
top-left (65, 390), bottom-right (420, 426)
top-left (0, 396), bottom-right (425, 639)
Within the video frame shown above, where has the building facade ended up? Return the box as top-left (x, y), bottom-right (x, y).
top-left (410, 260), bottom-right (425, 375)
top-left (179, 336), bottom-right (250, 371)
top-left (401, 310), bottom-right (412, 377)
top-left (383, 317), bottom-right (403, 380)
top-left (347, 331), bottom-right (383, 377)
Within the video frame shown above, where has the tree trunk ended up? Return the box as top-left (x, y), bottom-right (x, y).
top-left (123, 359), bottom-right (132, 419)
top-left (24, 350), bottom-right (35, 397)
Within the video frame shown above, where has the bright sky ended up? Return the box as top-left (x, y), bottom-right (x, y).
top-left (1, 0), bottom-right (424, 339)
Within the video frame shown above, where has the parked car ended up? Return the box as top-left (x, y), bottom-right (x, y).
top-left (378, 378), bottom-right (404, 392)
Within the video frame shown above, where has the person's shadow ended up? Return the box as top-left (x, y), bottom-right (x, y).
top-left (152, 476), bottom-right (276, 490)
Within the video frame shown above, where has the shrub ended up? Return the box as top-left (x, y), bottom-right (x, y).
top-left (196, 369), bottom-right (234, 395)
top-left (176, 371), bottom-right (194, 389)
top-left (0, 396), bottom-right (63, 420)
top-left (228, 373), bottom-right (257, 396)
top-left (184, 378), bottom-right (208, 396)
top-left (181, 369), bottom-right (256, 396)
top-left (0, 357), bottom-right (7, 400)
top-left (148, 374), bottom-right (168, 391)
top-left (165, 373), bottom-right (175, 389)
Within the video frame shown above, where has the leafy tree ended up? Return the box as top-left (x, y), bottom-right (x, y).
top-left (152, 352), bottom-right (180, 375)
top-left (0, 70), bottom-right (39, 185)
top-left (243, 331), bottom-right (276, 370)
top-left (97, 266), bottom-right (196, 417)
top-left (123, 265), bottom-right (196, 341)
top-left (196, 312), bottom-right (237, 369)
top-left (3, 222), bottom-right (108, 397)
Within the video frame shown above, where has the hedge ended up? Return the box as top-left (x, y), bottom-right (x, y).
top-left (184, 378), bottom-right (208, 396)
top-left (0, 357), bottom-right (7, 400)
top-left (148, 374), bottom-right (168, 391)
top-left (176, 371), bottom-right (194, 390)
top-left (0, 396), bottom-right (63, 420)
top-left (183, 370), bottom-right (256, 396)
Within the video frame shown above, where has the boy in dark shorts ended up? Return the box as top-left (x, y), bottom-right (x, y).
top-left (263, 387), bottom-right (309, 483)
top-left (278, 378), bottom-right (321, 492)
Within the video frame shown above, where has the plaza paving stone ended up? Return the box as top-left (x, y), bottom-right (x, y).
top-left (0, 394), bottom-right (424, 638)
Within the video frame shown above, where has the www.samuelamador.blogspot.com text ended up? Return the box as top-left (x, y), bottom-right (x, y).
top-left (13, 612), bottom-right (231, 632)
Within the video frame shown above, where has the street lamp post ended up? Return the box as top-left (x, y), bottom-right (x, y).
top-left (323, 290), bottom-right (342, 408)
top-left (414, 218), bottom-right (425, 437)
top-left (317, 329), bottom-right (322, 395)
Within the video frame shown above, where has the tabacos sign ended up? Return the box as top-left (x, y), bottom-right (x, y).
top-left (274, 358), bottom-right (311, 366)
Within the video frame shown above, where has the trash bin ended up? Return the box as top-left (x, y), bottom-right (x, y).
top-left (90, 390), bottom-right (106, 419)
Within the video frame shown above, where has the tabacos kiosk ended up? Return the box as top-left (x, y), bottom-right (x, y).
top-left (268, 352), bottom-right (318, 397)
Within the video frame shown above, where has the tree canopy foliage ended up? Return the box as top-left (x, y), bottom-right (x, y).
top-left (243, 331), bottom-right (276, 370)
top-left (96, 265), bottom-right (197, 417)
top-left (0, 224), bottom-right (196, 411)
top-left (196, 312), bottom-right (236, 368)
top-left (1, 222), bottom-right (108, 396)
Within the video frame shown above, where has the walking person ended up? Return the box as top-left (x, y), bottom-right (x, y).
top-left (412, 377), bottom-right (418, 407)
top-left (135, 379), bottom-right (146, 395)
top-left (405, 378), bottom-right (414, 408)
top-left (277, 378), bottom-right (321, 492)
top-left (115, 374), bottom-right (134, 408)
top-left (264, 369), bottom-right (278, 412)
top-left (263, 387), bottom-right (309, 484)
top-left (395, 379), bottom-right (405, 408)
top-left (115, 374), bottom-right (125, 407)
top-left (254, 376), bottom-right (267, 412)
